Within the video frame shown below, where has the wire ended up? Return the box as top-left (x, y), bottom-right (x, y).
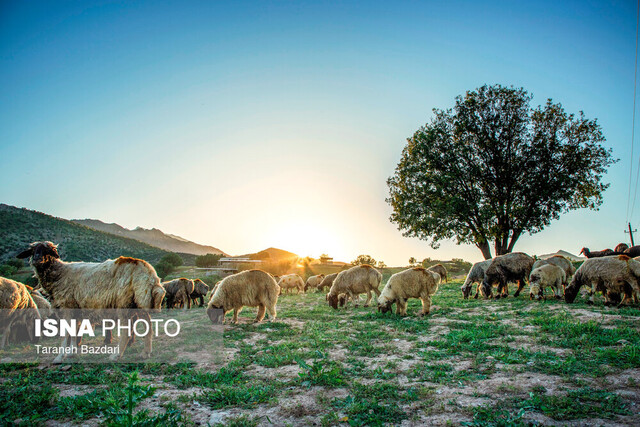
top-left (628, 0), bottom-right (640, 220)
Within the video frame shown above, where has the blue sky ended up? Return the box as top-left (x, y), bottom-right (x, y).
top-left (0, 0), bottom-right (637, 264)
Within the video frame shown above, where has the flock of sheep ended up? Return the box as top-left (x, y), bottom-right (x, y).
top-left (1, 240), bottom-right (640, 363)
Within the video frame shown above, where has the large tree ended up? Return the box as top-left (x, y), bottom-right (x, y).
top-left (387, 84), bottom-right (616, 259)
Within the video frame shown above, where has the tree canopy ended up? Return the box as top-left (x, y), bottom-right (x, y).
top-left (351, 254), bottom-right (377, 266)
top-left (195, 253), bottom-right (222, 268)
top-left (387, 84), bottom-right (616, 259)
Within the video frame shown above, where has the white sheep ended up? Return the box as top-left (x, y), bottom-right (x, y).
top-left (17, 241), bottom-right (165, 363)
top-left (377, 267), bottom-right (441, 316)
top-left (532, 255), bottom-right (575, 287)
top-left (461, 259), bottom-right (492, 299)
top-left (326, 265), bottom-right (382, 309)
top-left (565, 255), bottom-right (640, 306)
top-left (529, 264), bottom-right (566, 300)
top-left (278, 274), bottom-right (305, 294)
top-left (206, 269), bottom-right (279, 323)
top-left (304, 274), bottom-right (326, 292)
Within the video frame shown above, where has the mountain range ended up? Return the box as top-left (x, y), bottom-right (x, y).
top-left (72, 219), bottom-right (228, 256)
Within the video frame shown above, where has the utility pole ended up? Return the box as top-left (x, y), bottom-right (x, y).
top-left (625, 223), bottom-right (637, 246)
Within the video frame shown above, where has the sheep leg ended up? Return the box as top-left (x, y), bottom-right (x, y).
top-left (265, 304), bottom-right (277, 321)
top-left (364, 291), bottom-right (372, 307)
top-left (53, 335), bottom-right (72, 364)
top-left (420, 294), bottom-right (432, 316)
top-left (513, 280), bottom-right (525, 297)
top-left (232, 308), bottom-right (239, 324)
top-left (254, 305), bottom-right (266, 323)
top-left (349, 291), bottom-right (358, 307)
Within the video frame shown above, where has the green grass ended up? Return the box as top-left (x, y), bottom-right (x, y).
top-left (1, 279), bottom-right (639, 425)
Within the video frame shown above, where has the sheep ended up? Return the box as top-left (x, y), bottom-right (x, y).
top-left (327, 265), bottom-right (382, 309)
top-left (206, 269), bottom-right (279, 324)
top-left (190, 279), bottom-right (210, 307)
top-left (461, 259), bottom-right (492, 299)
top-left (529, 264), bottom-right (566, 300)
top-left (615, 243), bottom-right (630, 253)
top-left (377, 267), bottom-right (441, 316)
top-left (162, 278), bottom-right (195, 309)
top-left (481, 252), bottom-right (535, 299)
top-left (579, 247), bottom-right (616, 258)
top-left (277, 274), bottom-right (305, 294)
top-left (564, 255), bottom-right (640, 306)
top-left (623, 245), bottom-right (640, 257)
top-left (0, 277), bottom-right (41, 348)
top-left (318, 273), bottom-right (338, 291)
top-left (29, 288), bottom-right (52, 319)
top-left (16, 241), bottom-right (165, 363)
top-left (427, 264), bottom-right (448, 283)
top-left (532, 255), bottom-right (575, 288)
top-left (304, 274), bottom-right (326, 292)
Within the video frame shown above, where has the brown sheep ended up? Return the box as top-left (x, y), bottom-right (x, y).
top-left (304, 274), bottom-right (326, 292)
top-left (615, 243), bottom-right (630, 253)
top-left (579, 247), bottom-right (616, 258)
top-left (377, 268), bottom-right (441, 316)
top-left (427, 264), bottom-right (448, 283)
top-left (17, 241), bottom-right (165, 363)
top-left (162, 278), bottom-right (195, 309)
top-left (481, 252), bottom-right (535, 298)
top-left (278, 274), bottom-right (305, 294)
top-left (0, 277), bottom-right (40, 348)
top-left (190, 279), bottom-right (210, 307)
top-left (207, 269), bottom-right (279, 324)
top-left (327, 265), bottom-right (382, 309)
top-left (565, 255), bottom-right (640, 306)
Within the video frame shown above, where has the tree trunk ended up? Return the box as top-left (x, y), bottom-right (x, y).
top-left (506, 229), bottom-right (522, 253)
top-left (476, 241), bottom-right (492, 259)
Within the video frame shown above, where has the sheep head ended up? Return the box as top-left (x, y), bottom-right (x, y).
top-left (564, 282), bottom-right (580, 303)
top-left (377, 300), bottom-right (393, 314)
top-left (17, 241), bottom-right (60, 265)
top-left (460, 283), bottom-right (472, 299)
top-left (327, 293), bottom-right (339, 309)
top-left (207, 305), bottom-right (225, 324)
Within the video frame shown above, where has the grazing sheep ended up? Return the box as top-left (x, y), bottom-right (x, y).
top-left (579, 247), bottom-right (616, 258)
top-left (461, 259), bottom-right (492, 299)
top-left (377, 267), bottom-right (441, 316)
top-left (162, 278), bottom-right (195, 309)
top-left (481, 252), bottom-right (535, 299)
top-left (17, 241), bottom-right (165, 362)
top-left (206, 269), bottom-right (279, 324)
top-left (529, 264), bottom-right (566, 300)
top-left (318, 273), bottom-right (338, 291)
top-left (327, 265), bottom-right (382, 309)
top-left (565, 255), bottom-right (640, 306)
top-left (427, 264), bottom-right (448, 283)
top-left (190, 279), bottom-right (210, 307)
top-left (532, 255), bottom-right (575, 288)
top-left (0, 277), bottom-right (40, 348)
top-left (304, 274), bottom-right (326, 292)
top-left (615, 243), bottom-right (630, 253)
top-left (278, 274), bottom-right (305, 294)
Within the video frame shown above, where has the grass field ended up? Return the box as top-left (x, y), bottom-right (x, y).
top-left (1, 279), bottom-right (639, 426)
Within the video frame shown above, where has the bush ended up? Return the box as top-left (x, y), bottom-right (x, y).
top-left (195, 253), bottom-right (222, 268)
top-left (154, 261), bottom-right (174, 280)
top-left (160, 253), bottom-right (183, 268)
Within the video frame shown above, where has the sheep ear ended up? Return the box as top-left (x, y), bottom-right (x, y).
top-left (16, 248), bottom-right (34, 259)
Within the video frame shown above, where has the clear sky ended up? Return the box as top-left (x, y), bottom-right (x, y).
top-left (0, 0), bottom-right (638, 265)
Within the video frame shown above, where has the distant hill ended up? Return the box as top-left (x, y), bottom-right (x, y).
top-left (0, 204), bottom-right (194, 264)
top-left (240, 247), bottom-right (299, 261)
top-left (539, 250), bottom-right (584, 262)
top-left (73, 219), bottom-right (228, 256)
